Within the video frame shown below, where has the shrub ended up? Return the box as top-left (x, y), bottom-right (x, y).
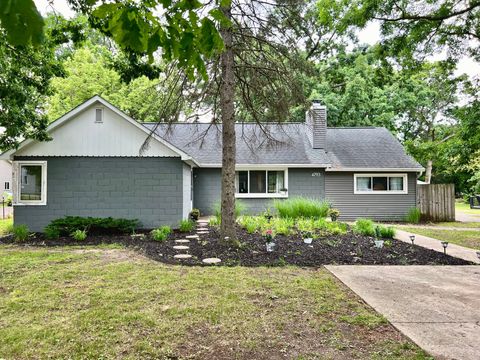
top-left (327, 222), bottom-right (348, 235)
top-left (71, 229), bottom-right (87, 241)
top-left (405, 207), bottom-right (421, 224)
top-left (274, 197), bottom-right (329, 219)
top-left (354, 218), bottom-right (375, 237)
top-left (12, 224), bottom-right (29, 242)
top-left (151, 226), bottom-right (171, 242)
top-left (238, 216), bottom-right (259, 234)
top-left (379, 226), bottom-right (396, 239)
top-left (271, 217), bottom-right (294, 235)
top-left (44, 216), bottom-right (140, 236)
top-left (44, 226), bottom-right (60, 240)
top-left (189, 208), bottom-right (201, 221)
top-left (213, 200), bottom-right (246, 220)
top-left (179, 219), bottom-right (195, 232)
top-left (328, 208), bottom-right (340, 221)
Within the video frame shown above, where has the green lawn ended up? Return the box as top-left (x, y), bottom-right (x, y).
top-left (456, 201), bottom-right (480, 216)
top-left (0, 246), bottom-right (430, 359)
top-left (430, 221), bottom-right (480, 229)
top-left (0, 217), bottom-right (12, 236)
top-left (402, 227), bottom-right (480, 250)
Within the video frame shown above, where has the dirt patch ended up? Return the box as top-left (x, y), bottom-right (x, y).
top-left (1, 224), bottom-right (473, 266)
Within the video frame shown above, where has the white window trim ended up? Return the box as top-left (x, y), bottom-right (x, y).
top-left (235, 168), bottom-right (289, 199)
top-left (95, 107), bottom-right (104, 123)
top-left (14, 161), bottom-right (47, 206)
top-left (354, 173), bottom-right (408, 195)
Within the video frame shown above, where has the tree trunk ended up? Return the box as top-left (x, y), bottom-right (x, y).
top-left (219, 4), bottom-right (237, 243)
top-left (425, 160), bottom-right (433, 184)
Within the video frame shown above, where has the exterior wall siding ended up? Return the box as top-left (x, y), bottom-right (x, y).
top-left (324, 172), bottom-right (417, 221)
top-left (13, 157), bottom-right (184, 231)
top-left (182, 163), bottom-right (192, 219)
top-left (193, 168), bottom-right (325, 215)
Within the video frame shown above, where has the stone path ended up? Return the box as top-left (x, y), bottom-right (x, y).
top-left (173, 254), bottom-right (192, 259)
top-left (173, 245), bottom-right (189, 250)
top-left (395, 229), bottom-right (480, 264)
top-left (326, 265), bottom-right (480, 360)
top-left (202, 257), bottom-right (221, 265)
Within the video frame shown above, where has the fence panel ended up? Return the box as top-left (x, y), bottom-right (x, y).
top-left (417, 184), bottom-right (455, 221)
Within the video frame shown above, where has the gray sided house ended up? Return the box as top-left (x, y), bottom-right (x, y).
top-left (1, 96), bottom-right (423, 232)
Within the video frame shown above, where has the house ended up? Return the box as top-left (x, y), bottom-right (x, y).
top-left (0, 96), bottom-right (423, 231)
top-left (0, 160), bottom-right (12, 197)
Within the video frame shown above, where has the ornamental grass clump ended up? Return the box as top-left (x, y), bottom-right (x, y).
top-left (405, 207), bottom-right (421, 224)
top-left (179, 219), bottom-right (195, 232)
top-left (274, 197), bottom-right (329, 219)
top-left (12, 224), bottom-right (29, 242)
top-left (71, 229), bottom-right (87, 241)
top-left (354, 218), bottom-right (376, 237)
top-left (151, 226), bottom-right (172, 242)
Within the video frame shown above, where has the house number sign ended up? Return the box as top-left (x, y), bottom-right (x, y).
top-left (311, 172), bottom-right (322, 177)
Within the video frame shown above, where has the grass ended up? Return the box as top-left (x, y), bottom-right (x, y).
top-left (425, 221), bottom-right (480, 229)
top-left (402, 227), bottom-right (480, 250)
top-left (0, 246), bottom-right (430, 359)
top-left (456, 201), bottom-right (480, 216)
top-left (405, 207), bottom-right (421, 224)
top-left (0, 218), bottom-right (12, 236)
top-left (274, 197), bottom-right (330, 219)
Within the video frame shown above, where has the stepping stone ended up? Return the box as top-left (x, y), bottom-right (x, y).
top-left (173, 245), bottom-right (189, 250)
top-left (175, 239), bottom-right (190, 243)
top-left (197, 231), bottom-right (209, 234)
top-left (202, 258), bottom-right (221, 265)
top-left (174, 254), bottom-right (192, 259)
top-left (197, 228), bottom-right (209, 232)
top-left (186, 235), bottom-right (199, 239)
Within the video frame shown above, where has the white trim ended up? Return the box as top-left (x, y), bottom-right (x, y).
top-left (328, 167), bottom-right (424, 172)
top-left (235, 168), bottom-right (289, 198)
top-left (197, 163), bottom-right (330, 169)
top-left (353, 173), bottom-right (408, 195)
top-left (0, 96), bottom-right (198, 165)
top-left (14, 160), bottom-right (47, 206)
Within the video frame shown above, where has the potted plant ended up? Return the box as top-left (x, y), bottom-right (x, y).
top-left (189, 208), bottom-right (201, 221)
top-left (374, 226), bottom-right (384, 248)
top-left (303, 231), bottom-right (313, 244)
top-left (264, 229), bottom-right (275, 252)
top-left (328, 208), bottom-right (340, 222)
top-left (279, 188), bottom-right (288, 195)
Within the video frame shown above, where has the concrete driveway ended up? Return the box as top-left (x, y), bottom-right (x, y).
top-left (326, 266), bottom-right (480, 360)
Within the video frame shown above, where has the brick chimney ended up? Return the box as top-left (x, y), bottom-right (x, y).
top-left (306, 100), bottom-right (327, 149)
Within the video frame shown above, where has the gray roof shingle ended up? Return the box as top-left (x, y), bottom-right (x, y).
top-left (144, 123), bottom-right (422, 170)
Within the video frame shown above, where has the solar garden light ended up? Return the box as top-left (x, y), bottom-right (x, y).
top-left (409, 235), bottom-right (415, 245)
top-left (441, 241), bottom-right (449, 255)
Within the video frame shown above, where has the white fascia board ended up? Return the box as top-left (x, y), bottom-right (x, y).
top-left (0, 95), bottom-right (197, 164)
top-left (196, 163), bottom-right (331, 168)
top-left (326, 167), bottom-right (425, 172)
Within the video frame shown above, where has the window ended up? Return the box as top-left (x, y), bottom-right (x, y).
top-left (15, 161), bottom-right (47, 205)
top-left (95, 108), bottom-right (103, 123)
top-left (235, 169), bottom-right (287, 197)
top-left (4, 182), bottom-right (9, 190)
top-left (354, 174), bottom-right (407, 194)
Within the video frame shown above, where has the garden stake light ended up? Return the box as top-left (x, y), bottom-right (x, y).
top-left (441, 241), bottom-right (449, 255)
top-left (409, 235), bottom-right (415, 245)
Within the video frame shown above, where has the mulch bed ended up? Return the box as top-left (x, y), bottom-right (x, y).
top-left (0, 223), bottom-right (474, 266)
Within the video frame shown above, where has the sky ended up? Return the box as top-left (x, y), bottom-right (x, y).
top-left (35, 0), bottom-right (479, 77)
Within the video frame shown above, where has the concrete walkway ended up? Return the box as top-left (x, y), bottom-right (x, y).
top-left (395, 229), bottom-right (480, 264)
top-left (326, 265), bottom-right (480, 360)
top-left (456, 209), bottom-right (480, 223)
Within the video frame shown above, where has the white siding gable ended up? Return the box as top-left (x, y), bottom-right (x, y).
top-left (16, 103), bottom-right (180, 158)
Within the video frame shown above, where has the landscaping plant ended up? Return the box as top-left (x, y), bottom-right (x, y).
top-left (274, 197), bottom-right (329, 219)
top-left (213, 200), bottom-right (246, 220)
top-left (405, 207), bottom-right (421, 224)
top-left (71, 229), bottom-right (87, 241)
top-left (354, 218), bottom-right (376, 237)
top-left (328, 208), bottom-right (340, 222)
top-left (151, 226), bottom-right (172, 242)
top-left (44, 216), bottom-right (140, 236)
top-left (189, 208), bottom-right (201, 221)
top-left (12, 224), bottom-right (29, 242)
top-left (44, 226), bottom-right (60, 240)
top-left (179, 219), bottom-right (195, 232)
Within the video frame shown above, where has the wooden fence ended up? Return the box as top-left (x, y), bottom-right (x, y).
top-left (417, 183), bottom-right (455, 221)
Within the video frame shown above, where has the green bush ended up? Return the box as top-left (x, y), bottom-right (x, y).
top-left (405, 207), bottom-right (421, 224)
top-left (44, 226), bottom-right (60, 240)
top-left (379, 226), bottom-right (396, 239)
top-left (179, 219), bottom-right (194, 232)
top-left (213, 200), bottom-right (246, 220)
top-left (208, 216), bottom-right (220, 227)
top-left (44, 216), bottom-right (140, 236)
top-left (71, 229), bottom-right (87, 241)
top-left (327, 222), bottom-right (348, 235)
top-left (271, 217), bottom-right (294, 235)
top-left (151, 226), bottom-right (171, 242)
top-left (273, 197), bottom-right (329, 219)
top-left (238, 216), bottom-right (259, 234)
top-left (12, 224), bottom-right (29, 242)
top-left (354, 218), bottom-right (376, 237)
top-left (189, 208), bottom-right (201, 220)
